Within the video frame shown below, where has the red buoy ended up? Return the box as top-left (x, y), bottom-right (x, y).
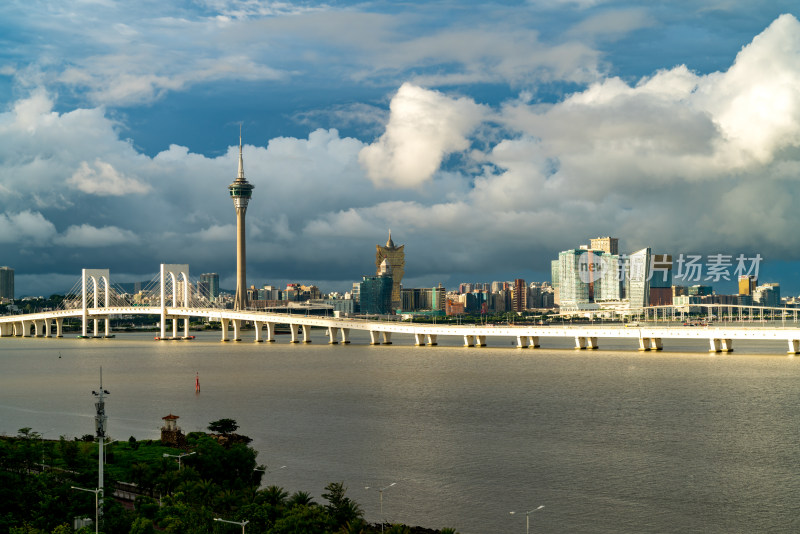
top-left (195, 372), bottom-right (200, 392)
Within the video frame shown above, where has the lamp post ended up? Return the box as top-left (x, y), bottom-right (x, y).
top-left (214, 518), bottom-right (249, 533)
top-left (71, 486), bottom-right (101, 534)
top-left (509, 505), bottom-right (544, 534)
top-left (365, 482), bottom-right (396, 533)
top-left (163, 451), bottom-right (196, 470)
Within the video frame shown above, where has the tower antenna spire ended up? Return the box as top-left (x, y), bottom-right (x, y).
top-left (237, 123), bottom-right (245, 180)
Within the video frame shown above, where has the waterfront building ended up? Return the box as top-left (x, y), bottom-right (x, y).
top-left (627, 248), bottom-right (651, 308)
top-left (590, 236), bottom-right (619, 255)
top-left (401, 284), bottom-right (446, 312)
top-left (753, 283), bottom-right (781, 308)
top-left (376, 232), bottom-right (405, 311)
top-left (0, 266), bottom-right (13, 300)
top-left (739, 275), bottom-right (758, 296)
top-left (229, 131), bottom-right (255, 311)
top-left (512, 279), bottom-right (527, 312)
top-left (360, 259), bottom-right (393, 315)
top-left (649, 254), bottom-right (673, 306)
top-left (200, 273), bottom-right (220, 301)
top-left (688, 285), bottom-right (713, 296)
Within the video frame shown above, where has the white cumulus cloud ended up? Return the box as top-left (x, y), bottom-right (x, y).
top-left (68, 159), bottom-right (152, 196)
top-left (359, 83), bottom-right (486, 188)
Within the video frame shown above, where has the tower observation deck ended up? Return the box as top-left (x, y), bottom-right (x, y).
top-left (229, 130), bottom-right (254, 311)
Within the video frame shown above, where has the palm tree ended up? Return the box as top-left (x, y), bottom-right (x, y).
top-left (287, 490), bottom-right (315, 508)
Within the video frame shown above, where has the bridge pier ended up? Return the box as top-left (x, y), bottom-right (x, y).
top-left (302, 325), bottom-right (312, 343)
top-left (340, 328), bottom-right (350, 344)
top-left (638, 338), bottom-right (651, 351)
top-left (788, 340), bottom-right (800, 354)
top-left (232, 319), bottom-right (242, 342)
top-left (464, 335), bottom-right (475, 347)
top-left (427, 334), bottom-right (438, 346)
top-left (517, 336), bottom-right (528, 348)
top-left (381, 332), bottom-right (392, 345)
top-left (264, 322), bottom-right (276, 342)
top-left (327, 326), bottom-right (339, 344)
top-left (34, 320), bottom-right (43, 337)
top-left (21, 320), bottom-right (32, 337)
top-left (650, 338), bottom-right (663, 351)
top-left (586, 337), bottom-right (599, 350)
top-left (475, 335), bottom-right (487, 347)
top-left (720, 339), bottom-right (733, 352)
top-left (369, 330), bottom-right (380, 345)
top-left (55, 318), bottom-right (63, 337)
top-left (253, 321), bottom-right (263, 342)
top-left (529, 336), bottom-right (540, 348)
top-left (415, 333), bottom-right (426, 346)
top-left (709, 338), bottom-right (721, 353)
top-left (43, 319), bottom-right (51, 338)
top-left (575, 336), bottom-right (586, 350)
top-left (220, 319), bottom-right (230, 341)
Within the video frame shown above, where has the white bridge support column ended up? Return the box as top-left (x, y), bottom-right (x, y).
top-left (232, 319), bottom-right (242, 341)
top-left (302, 325), bottom-right (312, 343)
top-left (265, 322), bottom-right (276, 342)
top-left (415, 333), bottom-right (426, 346)
top-left (220, 318), bottom-right (229, 342)
top-left (21, 320), bottom-right (32, 337)
top-left (476, 335), bottom-right (487, 347)
top-left (788, 340), bottom-right (800, 354)
top-left (517, 336), bottom-right (528, 348)
top-left (720, 339), bottom-right (734, 352)
top-left (327, 326), bottom-right (339, 344)
top-left (340, 328), bottom-right (350, 344)
top-left (381, 332), bottom-right (392, 345)
top-left (427, 334), bottom-right (438, 346)
top-left (529, 336), bottom-right (540, 348)
top-left (709, 338), bottom-right (722, 353)
top-left (464, 335), bottom-right (475, 347)
top-left (575, 336), bottom-right (587, 350)
top-left (56, 318), bottom-right (63, 338)
top-left (183, 317), bottom-right (189, 339)
top-left (253, 321), bottom-right (263, 342)
top-left (34, 320), bottom-right (43, 337)
top-left (650, 338), bottom-right (663, 351)
top-left (290, 324), bottom-right (300, 343)
top-left (0, 323), bottom-right (10, 336)
top-left (586, 337), bottom-right (599, 350)
top-left (369, 330), bottom-right (380, 345)
top-left (639, 338), bottom-right (651, 351)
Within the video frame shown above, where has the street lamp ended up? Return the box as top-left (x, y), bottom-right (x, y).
top-left (214, 518), bottom-right (249, 533)
top-left (163, 451), bottom-right (196, 470)
top-left (509, 505), bottom-right (544, 534)
top-left (71, 486), bottom-right (101, 534)
top-left (365, 482), bottom-right (396, 533)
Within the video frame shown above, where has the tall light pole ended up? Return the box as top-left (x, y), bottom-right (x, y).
top-left (71, 486), bottom-right (101, 534)
top-left (214, 518), bottom-right (248, 533)
top-left (163, 451), bottom-right (196, 470)
top-left (509, 505), bottom-right (544, 534)
top-left (365, 482), bottom-right (396, 533)
top-left (91, 368), bottom-right (109, 526)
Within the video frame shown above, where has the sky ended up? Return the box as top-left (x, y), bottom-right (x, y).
top-left (2, 0), bottom-right (800, 297)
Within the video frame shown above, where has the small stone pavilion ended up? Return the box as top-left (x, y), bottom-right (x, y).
top-left (160, 414), bottom-right (187, 447)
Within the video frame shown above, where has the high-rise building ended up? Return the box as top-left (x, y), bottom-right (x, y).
top-left (512, 279), bottom-right (527, 311)
top-left (649, 254), bottom-right (673, 306)
top-left (376, 232), bottom-right (405, 311)
top-left (200, 273), bottom-right (220, 301)
top-left (739, 275), bottom-right (757, 296)
top-left (360, 259), bottom-right (393, 314)
top-left (627, 248), bottom-right (651, 308)
top-left (229, 131), bottom-right (255, 311)
top-left (590, 237), bottom-right (619, 255)
top-left (0, 266), bottom-right (14, 300)
top-left (753, 283), bottom-right (780, 307)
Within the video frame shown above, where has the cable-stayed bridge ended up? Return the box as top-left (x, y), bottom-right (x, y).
top-left (3, 265), bottom-right (800, 354)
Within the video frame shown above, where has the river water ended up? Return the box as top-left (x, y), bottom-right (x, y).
top-left (2, 330), bottom-right (800, 533)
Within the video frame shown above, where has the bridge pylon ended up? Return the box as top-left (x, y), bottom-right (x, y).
top-left (159, 264), bottom-right (190, 340)
top-left (81, 269), bottom-right (111, 338)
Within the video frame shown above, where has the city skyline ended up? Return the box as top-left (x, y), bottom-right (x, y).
top-left (2, 2), bottom-right (800, 297)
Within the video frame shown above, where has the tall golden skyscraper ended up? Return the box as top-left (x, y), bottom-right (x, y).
top-left (376, 231), bottom-right (405, 312)
top-left (228, 131), bottom-right (254, 311)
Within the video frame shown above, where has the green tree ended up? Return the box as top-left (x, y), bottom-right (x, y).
top-left (322, 482), bottom-right (363, 529)
top-left (208, 418), bottom-right (239, 435)
top-left (129, 517), bottom-right (156, 534)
